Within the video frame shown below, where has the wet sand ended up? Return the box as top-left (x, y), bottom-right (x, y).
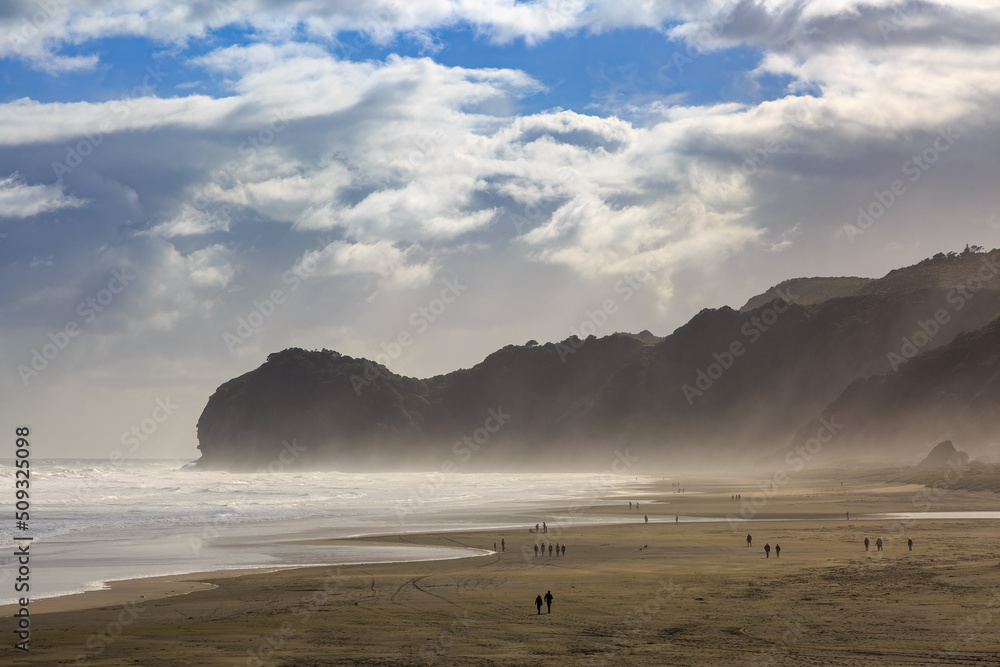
top-left (7, 471), bottom-right (1000, 666)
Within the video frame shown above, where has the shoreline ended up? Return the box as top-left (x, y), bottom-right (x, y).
top-left (9, 488), bottom-right (1000, 617)
top-left (10, 475), bottom-right (1000, 665)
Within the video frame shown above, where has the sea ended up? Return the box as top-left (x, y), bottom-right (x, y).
top-left (0, 459), bottom-right (641, 605)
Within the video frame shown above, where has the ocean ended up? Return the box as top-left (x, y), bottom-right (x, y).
top-left (0, 459), bottom-right (639, 604)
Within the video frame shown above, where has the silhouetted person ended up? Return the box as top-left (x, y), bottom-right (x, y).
top-left (675, 515), bottom-right (678, 524)
top-left (644, 514), bottom-right (648, 524)
top-left (534, 544), bottom-right (538, 556)
top-left (543, 522), bottom-right (547, 533)
top-left (864, 537), bottom-right (869, 552)
top-left (544, 590), bottom-right (553, 613)
top-left (846, 512), bottom-right (849, 521)
top-left (629, 501), bottom-right (632, 509)
top-left (876, 538), bottom-right (883, 552)
top-left (764, 543), bottom-right (771, 558)
top-left (747, 533), bottom-right (752, 547)
top-left (535, 594), bottom-right (543, 614)
top-left (535, 523), bottom-right (539, 532)
top-left (494, 542), bottom-right (497, 551)
top-left (555, 542), bottom-right (560, 556)
top-left (775, 544), bottom-right (780, 558)
top-left (561, 544), bottom-right (565, 556)
top-left (501, 538), bottom-right (505, 552)
top-left (548, 543), bottom-right (553, 556)
top-left (908, 538), bottom-right (913, 551)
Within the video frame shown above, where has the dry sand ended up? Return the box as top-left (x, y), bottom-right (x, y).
top-left (6, 471), bottom-right (1000, 666)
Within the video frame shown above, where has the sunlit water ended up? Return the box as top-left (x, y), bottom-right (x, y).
top-left (6, 460), bottom-right (991, 605)
top-left (0, 459), bottom-right (640, 604)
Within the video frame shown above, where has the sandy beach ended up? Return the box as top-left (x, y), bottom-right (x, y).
top-left (7, 470), bottom-right (1000, 666)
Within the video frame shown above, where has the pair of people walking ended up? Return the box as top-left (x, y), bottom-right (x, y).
top-left (864, 537), bottom-right (884, 552)
top-left (534, 590), bottom-right (553, 614)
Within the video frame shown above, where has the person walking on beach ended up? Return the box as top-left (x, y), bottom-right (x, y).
top-left (555, 542), bottom-right (560, 556)
top-left (675, 515), bottom-right (678, 524)
top-left (543, 522), bottom-right (547, 533)
top-left (544, 590), bottom-right (553, 613)
top-left (494, 542), bottom-right (497, 551)
top-left (561, 544), bottom-right (565, 556)
top-left (775, 544), bottom-right (780, 558)
top-left (747, 533), bottom-right (752, 547)
top-left (548, 543), bottom-right (553, 556)
top-left (764, 543), bottom-right (771, 558)
top-left (502, 538), bottom-right (505, 552)
top-left (535, 594), bottom-right (543, 614)
top-left (629, 501), bottom-right (632, 509)
top-left (846, 511), bottom-right (849, 521)
top-left (864, 537), bottom-right (869, 552)
top-left (876, 538), bottom-right (883, 552)
top-left (534, 544), bottom-right (538, 556)
top-left (908, 538), bottom-right (913, 551)
top-left (644, 514), bottom-right (648, 524)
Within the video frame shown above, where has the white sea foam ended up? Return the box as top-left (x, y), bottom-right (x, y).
top-left (0, 459), bottom-right (634, 604)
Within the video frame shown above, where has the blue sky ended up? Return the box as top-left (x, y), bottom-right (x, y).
top-left (1, 25), bottom-right (790, 114)
top-left (1, 0), bottom-right (999, 458)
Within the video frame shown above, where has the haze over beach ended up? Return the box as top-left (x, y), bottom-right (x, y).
top-left (3, 1), bottom-right (1000, 665)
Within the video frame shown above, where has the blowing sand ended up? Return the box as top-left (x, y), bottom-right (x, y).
top-left (6, 471), bottom-right (1000, 666)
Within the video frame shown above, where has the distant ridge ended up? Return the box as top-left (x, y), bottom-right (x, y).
top-left (740, 277), bottom-right (873, 312)
top-left (195, 247), bottom-right (1000, 471)
top-left (856, 246), bottom-right (1000, 297)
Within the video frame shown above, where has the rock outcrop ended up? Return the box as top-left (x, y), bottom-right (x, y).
top-left (195, 249), bottom-right (1000, 471)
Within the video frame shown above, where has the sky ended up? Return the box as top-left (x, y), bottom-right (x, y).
top-left (2, 0), bottom-right (999, 460)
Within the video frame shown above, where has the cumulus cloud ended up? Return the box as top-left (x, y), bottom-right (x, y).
top-left (4, 0), bottom-right (1000, 459)
top-left (296, 239), bottom-right (436, 290)
top-left (0, 173), bottom-right (86, 218)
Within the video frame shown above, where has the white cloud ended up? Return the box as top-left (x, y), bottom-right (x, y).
top-left (297, 240), bottom-right (436, 290)
top-left (0, 173), bottom-right (86, 218)
top-left (5, 0), bottom-right (1000, 461)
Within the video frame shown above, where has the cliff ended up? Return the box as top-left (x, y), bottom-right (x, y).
top-left (195, 248), bottom-right (1000, 471)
